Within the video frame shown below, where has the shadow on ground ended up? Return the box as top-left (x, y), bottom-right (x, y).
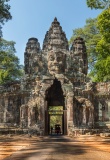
top-left (3, 135), bottom-right (92, 160)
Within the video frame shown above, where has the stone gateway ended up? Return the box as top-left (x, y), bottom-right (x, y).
top-left (0, 18), bottom-right (110, 135)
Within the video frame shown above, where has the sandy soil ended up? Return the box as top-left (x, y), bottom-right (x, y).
top-left (0, 135), bottom-right (41, 160)
top-left (74, 135), bottom-right (110, 152)
top-left (0, 134), bottom-right (110, 160)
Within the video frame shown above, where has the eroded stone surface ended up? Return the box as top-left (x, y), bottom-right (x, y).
top-left (0, 18), bottom-right (110, 135)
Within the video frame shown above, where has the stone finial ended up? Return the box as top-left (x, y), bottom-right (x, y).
top-left (52, 17), bottom-right (60, 26)
top-left (43, 18), bottom-right (69, 51)
top-left (54, 17), bottom-right (57, 21)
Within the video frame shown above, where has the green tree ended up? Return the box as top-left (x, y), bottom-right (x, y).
top-left (0, 0), bottom-right (12, 37)
top-left (0, 1), bottom-right (24, 84)
top-left (86, 0), bottom-right (110, 9)
top-left (0, 38), bottom-right (23, 84)
top-left (90, 8), bottom-right (110, 81)
top-left (69, 18), bottom-right (101, 71)
top-left (97, 8), bottom-right (110, 41)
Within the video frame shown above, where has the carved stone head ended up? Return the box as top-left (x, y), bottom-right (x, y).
top-left (71, 37), bottom-right (86, 55)
top-left (47, 50), bottom-right (65, 75)
top-left (74, 43), bottom-right (83, 55)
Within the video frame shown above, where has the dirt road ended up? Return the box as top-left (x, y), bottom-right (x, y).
top-left (1, 135), bottom-right (110, 160)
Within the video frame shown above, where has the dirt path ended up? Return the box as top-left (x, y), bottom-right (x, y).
top-left (0, 135), bottom-right (110, 160)
top-left (0, 135), bottom-right (40, 160)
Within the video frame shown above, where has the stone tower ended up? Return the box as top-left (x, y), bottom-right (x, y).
top-left (22, 18), bottom-right (94, 134)
top-left (0, 18), bottom-right (110, 135)
top-left (24, 38), bottom-right (41, 75)
top-left (71, 37), bottom-right (88, 75)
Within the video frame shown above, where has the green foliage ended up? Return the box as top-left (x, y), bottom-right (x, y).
top-left (49, 106), bottom-right (63, 128)
top-left (0, 38), bottom-right (24, 84)
top-left (0, 1), bottom-right (23, 84)
top-left (96, 38), bottom-right (110, 59)
top-left (86, 0), bottom-right (110, 9)
top-left (90, 8), bottom-right (110, 81)
top-left (97, 8), bottom-right (110, 41)
top-left (0, 0), bottom-right (12, 37)
top-left (89, 56), bottom-right (110, 81)
top-left (69, 18), bottom-right (101, 71)
top-left (0, 0), bottom-right (12, 24)
top-left (49, 106), bottom-right (63, 111)
top-left (50, 115), bottom-right (62, 129)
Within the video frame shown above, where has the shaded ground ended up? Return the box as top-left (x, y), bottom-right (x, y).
top-left (0, 135), bottom-right (41, 160)
top-left (0, 134), bottom-right (110, 160)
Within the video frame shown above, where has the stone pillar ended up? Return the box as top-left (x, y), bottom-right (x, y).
top-left (66, 92), bottom-right (74, 134)
top-left (44, 100), bottom-right (48, 135)
top-left (20, 105), bottom-right (28, 128)
top-left (108, 101), bottom-right (110, 121)
top-left (28, 107), bottom-right (32, 127)
top-left (4, 98), bottom-right (8, 123)
top-left (82, 106), bottom-right (86, 125)
top-left (4, 108), bottom-right (7, 123)
top-left (99, 102), bottom-right (102, 121)
top-left (39, 91), bottom-right (45, 135)
top-left (88, 107), bottom-right (94, 127)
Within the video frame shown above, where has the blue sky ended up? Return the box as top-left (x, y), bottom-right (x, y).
top-left (2, 0), bottom-right (101, 65)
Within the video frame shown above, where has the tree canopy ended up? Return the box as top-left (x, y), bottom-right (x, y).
top-left (0, 39), bottom-right (23, 84)
top-left (0, 1), bottom-right (24, 84)
top-left (91, 8), bottom-right (110, 81)
top-left (0, 0), bottom-right (12, 37)
top-left (86, 0), bottom-right (110, 9)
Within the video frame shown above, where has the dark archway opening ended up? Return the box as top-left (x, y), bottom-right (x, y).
top-left (45, 79), bottom-right (67, 135)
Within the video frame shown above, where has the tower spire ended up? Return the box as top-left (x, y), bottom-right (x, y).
top-left (54, 17), bottom-right (57, 21)
top-left (43, 18), bottom-right (68, 51)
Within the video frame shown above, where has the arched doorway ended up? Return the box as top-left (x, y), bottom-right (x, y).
top-left (45, 79), bottom-right (67, 135)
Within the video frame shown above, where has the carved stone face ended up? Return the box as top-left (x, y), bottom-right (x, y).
top-left (74, 44), bottom-right (83, 55)
top-left (48, 51), bottom-right (65, 75)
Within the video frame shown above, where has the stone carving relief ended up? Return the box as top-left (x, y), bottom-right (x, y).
top-left (24, 38), bottom-right (42, 75)
top-left (74, 97), bottom-right (94, 127)
top-left (47, 50), bottom-right (66, 75)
